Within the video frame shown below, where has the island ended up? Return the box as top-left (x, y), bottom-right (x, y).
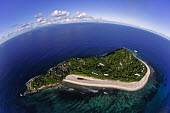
top-left (23, 48), bottom-right (151, 96)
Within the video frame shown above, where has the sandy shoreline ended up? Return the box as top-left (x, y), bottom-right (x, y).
top-left (23, 51), bottom-right (151, 96)
top-left (63, 58), bottom-right (151, 91)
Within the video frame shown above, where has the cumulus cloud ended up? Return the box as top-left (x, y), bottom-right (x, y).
top-left (2, 10), bottom-right (105, 40)
top-left (7, 32), bottom-right (16, 37)
top-left (51, 10), bottom-right (69, 17)
top-left (37, 18), bottom-right (49, 25)
top-left (0, 36), bottom-right (5, 39)
top-left (17, 23), bottom-right (33, 32)
top-left (18, 23), bottom-right (31, 28)
top-left (39, 19), bottom-right (48, 24)
top-left (55, 16), bottom-right (70, 21)
top-left (19, 23), bottom-right (34, 28)
top-left (37, 17), bottom-right (44, 23)
top-left (74, 11), bottom-right (88, 18)
top-left (34, 13), bottom-right (43, 18)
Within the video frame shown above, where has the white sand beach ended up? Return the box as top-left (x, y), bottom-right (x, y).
top-left (63, 59), bottom-right (151, 91)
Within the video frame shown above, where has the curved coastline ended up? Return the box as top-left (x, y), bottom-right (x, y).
top-left (22, 49), bottom-right (151, 96)
top-left (23, 67), bottom-right (61, 96)
top-left (63, 57), bottom-right (151, 91)
top-left (23, 78), bottom-right (60, 96)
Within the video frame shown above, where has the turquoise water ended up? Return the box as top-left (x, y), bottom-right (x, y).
top-left (0, 23), bottom-right (169, 113)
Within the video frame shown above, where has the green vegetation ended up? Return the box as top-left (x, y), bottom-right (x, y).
top-left (30, 48), bottom-right (147, 90)
top-left (30, 71), bottom-right (65, 89)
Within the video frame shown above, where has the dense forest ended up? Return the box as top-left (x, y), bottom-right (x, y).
top-left (30, 48), bottom-right (147, 89)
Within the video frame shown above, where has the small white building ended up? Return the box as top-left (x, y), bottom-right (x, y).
top-left (104, 74), bottom-right (109, 76)
top-left (91, 72), bottom-right (98, 75)
top-left (103, 92), bottom-right (108, 95)
top-left (98, 63), bottom-right (105, 66)
top-left (134, 73), bottom-right (140, 76)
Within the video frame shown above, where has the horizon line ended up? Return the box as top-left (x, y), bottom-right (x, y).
top-left (0, 20), bottom-right (169, 45)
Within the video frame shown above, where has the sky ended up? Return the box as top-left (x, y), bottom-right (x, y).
top-left (0, 0), bottom-right (170, 40)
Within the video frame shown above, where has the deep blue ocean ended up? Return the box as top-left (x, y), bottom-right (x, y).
top-left (0, 23), bottom-right (170, 113)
